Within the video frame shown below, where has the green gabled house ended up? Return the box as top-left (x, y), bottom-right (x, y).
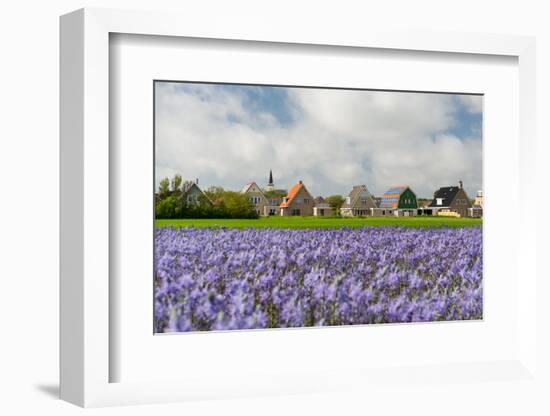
top-left (378, 185), bottom-right (418, 215)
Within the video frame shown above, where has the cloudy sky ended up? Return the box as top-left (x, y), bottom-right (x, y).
top-left (155, 82), bottom-right (482, 199)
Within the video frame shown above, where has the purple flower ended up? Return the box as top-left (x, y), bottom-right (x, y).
top-left (154, 225), bottom-right (482, 332)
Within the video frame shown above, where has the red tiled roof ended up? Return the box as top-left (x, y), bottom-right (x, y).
top-left (280, 181), bottom-right (303, 207)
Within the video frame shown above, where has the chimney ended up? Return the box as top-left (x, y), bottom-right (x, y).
top-left (299, 180), bottom-right (303, 185)
top-left (196, 178), bottom-right (199, 185)
top-left (459, 180), bottom-right (463, 189)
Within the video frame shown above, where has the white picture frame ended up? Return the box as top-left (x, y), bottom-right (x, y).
top-left (60, 7), bottom-right (540, 408)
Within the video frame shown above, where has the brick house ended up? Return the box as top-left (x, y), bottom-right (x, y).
top-left (241, 181), bottom-right (268, 216)
top-left (428, 181), bottom-right (472, 217)
top-left (313, 196), bottom-right (334, 216)
top-left (279, 180), bottom-right (314, 216)
top-left (340, 185), bottom-right (377, 216)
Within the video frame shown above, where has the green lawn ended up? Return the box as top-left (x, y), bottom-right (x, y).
top-left (155, 216), bottom-right (482, 229)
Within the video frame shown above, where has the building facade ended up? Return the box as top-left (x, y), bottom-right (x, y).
top-left (313, 196), bottom-right (334, 216)
top-left (428, 182), bottom-right (472, 217)
top-left (340, 185), bottom-right (377, 216)
top-left (375, 185), bottom-right (418, 216)
top-left (279, 180), bottom-right (314, 216)
top-left (241, 181), bottom-right (268, 216)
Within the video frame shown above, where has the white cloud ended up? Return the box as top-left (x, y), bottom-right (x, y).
top-left (155, 83), bottom-right (482, 199)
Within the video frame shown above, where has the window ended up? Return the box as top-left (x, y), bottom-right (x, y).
top-left (346, 197), bottom-right (351, 205)
top-left (295, 198), bottom-right (301, 204)
top-left (304, 198), bottom-right (310, 204)
top-left (436, 198), bottom-right (443, 206)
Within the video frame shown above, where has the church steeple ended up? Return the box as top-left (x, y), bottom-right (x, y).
top-left (267, 169), bottom-right (274, 192)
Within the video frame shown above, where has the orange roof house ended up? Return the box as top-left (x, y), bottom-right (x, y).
top-left (279, 180), bottom-right (314, 216)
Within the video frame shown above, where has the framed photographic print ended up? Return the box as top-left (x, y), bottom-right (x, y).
top-left (60, 7), bottom-right (542, 410)
top-left (152, 80), bottom-right (483, 334)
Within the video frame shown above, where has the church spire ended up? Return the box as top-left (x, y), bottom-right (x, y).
top-left (267, 169), bottom-right (274, 191)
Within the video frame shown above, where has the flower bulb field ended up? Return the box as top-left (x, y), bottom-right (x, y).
top-left (155, 222), bottom-right (483, 333)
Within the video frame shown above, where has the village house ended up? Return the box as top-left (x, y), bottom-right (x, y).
top-left (373, 185), bottom-right (418, 216)
top-left (474, 190), bottom-right (483, 207)
top-left (313, 196), bottom-right (334, 216)
top-left (428, 181), bottom-right (472, 217)
top-left (468, 190), bottom-right (483, 218)
top-left (181, 180), bottom-right (212, 207)
top-left (340, 185), bottom-right (377, 217)
top-left (241, 181), bottom-right (268, 216)
top-left (279, 180), bottom-right (314, 216)
top-left (263, 195), bottom-right (283, 216)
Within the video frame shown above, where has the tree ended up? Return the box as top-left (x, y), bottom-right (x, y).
top-left (264, 189), bottom-right (287, 198)
top-left (171, 174), bottom-right (183, 193)
top-left (204, 186), bottom-right (225, 205)
top-left (155, 194), bottom-right (180, 218)
top-left (221, 191), bottom-right (258, 218)
top-left (158, 178), bottom-right (170, 197)
top-left (326, 195), bottom-right (345, 213)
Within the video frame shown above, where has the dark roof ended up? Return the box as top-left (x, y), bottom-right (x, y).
top-left (428, 186), bottom-right (461, 207)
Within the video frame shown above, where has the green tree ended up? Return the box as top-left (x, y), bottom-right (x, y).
top-left (171, 174), bottom-right (183, 193)
top-left (155, 194), bottom-right (179, 218)
top-left (158, 177), bottom-right (170, 197)
top-left (326, 195), bottom-right (345, 213)
top-left (204, 186), bottom-right (225, 205)
top-left (264, 189), bottom-right (287, 198)
top-left (221, 191), bottom-right (258, 218)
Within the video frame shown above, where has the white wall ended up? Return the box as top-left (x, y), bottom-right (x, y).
top-left (0, 1), bottom-right (548, 415)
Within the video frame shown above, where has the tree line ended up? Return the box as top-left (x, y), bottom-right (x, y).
top-left (155, 174), bottom-right (350, 219)
top-left (155, 175), bottom-right (259, 219)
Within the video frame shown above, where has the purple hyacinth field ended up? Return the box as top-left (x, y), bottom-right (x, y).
top-left (154, 226), bottom-right (482, 333)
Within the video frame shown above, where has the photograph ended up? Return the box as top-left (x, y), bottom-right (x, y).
top-left (153, 81), bottom-right (483, 333)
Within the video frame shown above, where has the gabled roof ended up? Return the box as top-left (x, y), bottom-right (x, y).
top-left (182, 181), bottom-right (201, 195)
top-left (341, 185), bottom-right (374, 209)
top-left (428, 186), bottom-right (461, 207)
top-left (181, 181), bottom-right (213, 205)
top-left (379, 185), bottom-right (409, 209)
top-left (280, 181), bottom-right (310, 207)
top-left (241, 181), bottom-right (264, 194)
